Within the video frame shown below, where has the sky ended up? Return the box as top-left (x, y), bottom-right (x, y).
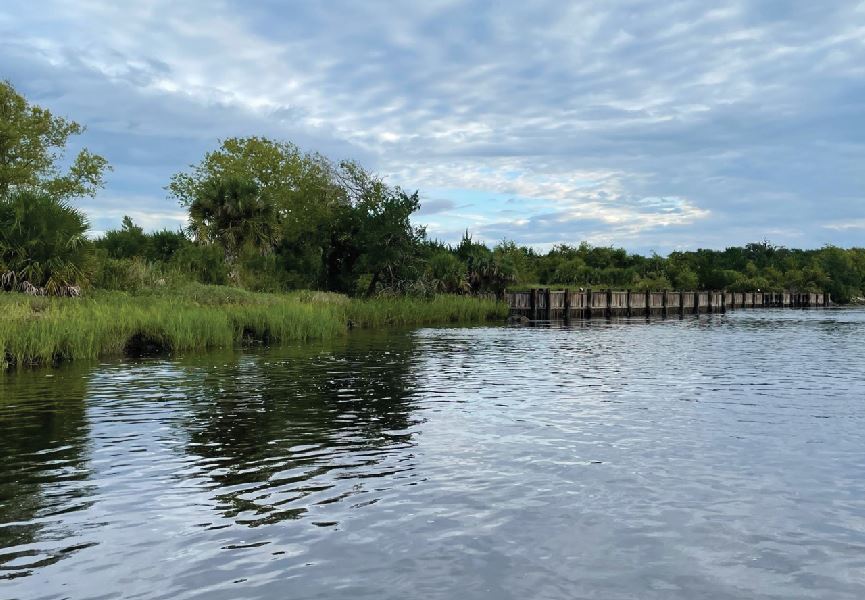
top-left (2, 1), bottom-right (864, 254)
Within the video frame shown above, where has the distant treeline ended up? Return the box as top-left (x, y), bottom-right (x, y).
top-left (1, 80), bottom-right (863, 303)
top-left (89, 223), bottom-right (865, 303)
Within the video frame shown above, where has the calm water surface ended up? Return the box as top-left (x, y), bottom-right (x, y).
top-left (2, 309), bottom-right (865, 599)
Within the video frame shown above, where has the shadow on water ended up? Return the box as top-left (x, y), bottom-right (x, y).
top-left (0, 329), bottom-right (424, 585)
top-left (174, 331), bottom-right (423, 527)
top-left (0, 367), bottom-right (95, 579)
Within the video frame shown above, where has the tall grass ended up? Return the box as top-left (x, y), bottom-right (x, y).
top-left (1, 284), bottom-right (507, 368)
top-left (347, 294), bottom-right (506, 328)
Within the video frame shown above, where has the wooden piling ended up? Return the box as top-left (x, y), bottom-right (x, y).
top-left (563, 289), bottom-right (571, 321)
top-left (511, 288), bottom-right (828, 321)
top-left (585, 288), bottom-right (592, 320)
top-left (545, 288), bottom-right (552, 320)
top-left (530, 288), bottom-right (537, 320)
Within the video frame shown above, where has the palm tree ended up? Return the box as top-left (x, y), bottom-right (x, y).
top-left (0, 190), bottom-right (90, 294)
top-left (187, 176), bottom-right (279, 282)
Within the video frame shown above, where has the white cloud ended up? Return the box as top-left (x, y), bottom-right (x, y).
top-left (1, 0), bottom-right (864, 251)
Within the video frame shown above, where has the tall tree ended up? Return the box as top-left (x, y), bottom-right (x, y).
top-left (186, 176), bottom-right (278, 281)
top-left (331, 161), bottom-right (425, 295)
top-left (0, 80), bottom-right (109, 199)
top-left (169, 136), bottom-right (342, 286)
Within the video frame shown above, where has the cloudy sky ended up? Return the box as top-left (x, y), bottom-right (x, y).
top-left (2, 1), bottom-right (864, 253)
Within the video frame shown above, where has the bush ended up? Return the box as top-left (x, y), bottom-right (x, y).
top-left (0, 190), bottom-right (92, 293)
top-left (91, 253), bottom-right (183, 292)
top-left (171, 244), bottom-right (229, 285)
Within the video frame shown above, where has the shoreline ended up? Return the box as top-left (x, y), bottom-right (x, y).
top-left (1, 284), bottom-right (507, 369)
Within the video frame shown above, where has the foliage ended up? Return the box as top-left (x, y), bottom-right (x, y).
top-left (185, 176), bottom-right (279, 280)
top-left (0, 190), bottom-right (92, 293)
top-left (169, 136), bottom-right (340, 288)
top-left (94, 215), bottom-right (191, 264)
top-left (327, 161), bottom-right (426, 295)
top-left (426, 251), bottom-right (468, 294)
top-left (96, 216), bottom-right (148, 259)
top-left (3, 84), bottom-right (860, 307)
top-left (499, 240), bottom-right (864, 302)
top-left (0, 80), bottom-right (110, 199)
top-left (167, 137), bottom-right (429, 295)
top-left (0, 284), bottom-right (507, 368)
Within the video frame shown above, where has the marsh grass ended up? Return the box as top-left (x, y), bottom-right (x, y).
top-left (1, 284), bottom-right (506, 368)
top-left (347, 294), bottom-right (506, 328)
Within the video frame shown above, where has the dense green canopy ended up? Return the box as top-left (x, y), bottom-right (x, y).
top-left (0, 191), bottom-right (90, 293)
top-left (1, 81), bottom-right (863, 302)
top-left (0, 80), bottom-right (109, 200)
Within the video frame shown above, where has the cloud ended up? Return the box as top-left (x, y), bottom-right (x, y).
top-left (1, 0), bottom-right (864, 252)
top-left (417, 198), bottom-right (456, 216)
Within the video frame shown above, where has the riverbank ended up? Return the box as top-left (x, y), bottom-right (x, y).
top-left (0, 284), bottom-right (507, 368)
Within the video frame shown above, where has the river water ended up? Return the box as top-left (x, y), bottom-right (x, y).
top-left (2, 309), bottom-right (865, 599)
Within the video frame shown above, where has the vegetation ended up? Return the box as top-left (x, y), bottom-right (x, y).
top-left (2, 79), bottom-right (864, 369)
top-left (498, 241), bottom-right (865, 304)
top-left (0, 80), bottom-right (109, 199)
top-left (0, 190), bottom-right (90, 294)
top-left (0, 284), bottom-right (506, 368)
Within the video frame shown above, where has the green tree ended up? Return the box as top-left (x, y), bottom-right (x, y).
top-left (493, 240), bottom-right (537, 284)
top-left (332, 161), bottom-right (426, 295)
top-left (169, 136), bottom-right (341, 288)
top-left (427, 251), bottom-right (468, 294)
top-left (97, 216), bottom-right (148, 259)
top-left (820, 245), bottom-right (858, 303)
top-left (0, 190), bottom-right (91, 293)
top-left (671, 266), bottom-right (699, 290)
top-left (146, 229), bottom-right (190, 263)
top-left (186, 176), bottom-right (279, 281)
top-left (0, 80), bottom-right (109, 199)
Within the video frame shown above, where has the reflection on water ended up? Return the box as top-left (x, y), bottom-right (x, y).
top-left (0, 371), bottom-right (94, 579)
top-left (2, 311), bottom-right (865, 599)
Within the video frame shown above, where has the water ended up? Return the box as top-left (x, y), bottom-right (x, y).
top-left (2, 309), bottom-right (865, 599)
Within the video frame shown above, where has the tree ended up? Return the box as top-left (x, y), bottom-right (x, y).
top-left (493, 240), bottom-right (537, 284)
top-left (670, 266), bottom-right (699, 290)
top-left (169, 136), bottom-right (342, 288)
top-left (427, 251), bottom-right (468, 294)
top-left (186, 176), bottom-right (279, 281)
top-left (332, 161), bottom-right (426, 295)
top-left (0, 190), bottom-right (91, 293)
top-left (0, 80), bottom-right (109, 199)
top-left (820, 245), bottom-right (858, 303)
top-left (97, 216), bottom-right (148, 259)
top-left (146, 228), bottom-right (190, 263)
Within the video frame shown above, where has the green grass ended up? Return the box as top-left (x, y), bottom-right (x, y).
top-left (347, 294), bottom-right (506, 328)
top-left (1, 284), bottom-right (507, 368)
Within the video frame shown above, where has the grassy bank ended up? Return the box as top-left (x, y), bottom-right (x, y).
top-left (0, 284), bottom-right (507, 368)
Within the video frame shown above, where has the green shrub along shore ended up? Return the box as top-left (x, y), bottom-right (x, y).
top-left (2, 80), bottom-right (863, 371)
top-left (0, 284), bottom-right (507, 368)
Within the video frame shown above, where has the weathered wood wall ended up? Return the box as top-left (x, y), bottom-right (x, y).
top-left (505, 289), bottom-right (831, 320)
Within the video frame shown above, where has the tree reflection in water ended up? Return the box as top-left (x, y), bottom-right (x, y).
top-left (0, 367), bottom-right (95, 579)
top-left (175, 331), bottom-right (423, 527)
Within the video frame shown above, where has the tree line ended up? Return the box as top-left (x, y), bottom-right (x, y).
top-left (2, 80), bottom-right (864, 302)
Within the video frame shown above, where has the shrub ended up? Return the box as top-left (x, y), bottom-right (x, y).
top-left (0, 190), bottom-right (92, 294)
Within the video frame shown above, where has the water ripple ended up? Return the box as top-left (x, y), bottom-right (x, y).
top-left (1, 311), bottom-right (865, 598)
